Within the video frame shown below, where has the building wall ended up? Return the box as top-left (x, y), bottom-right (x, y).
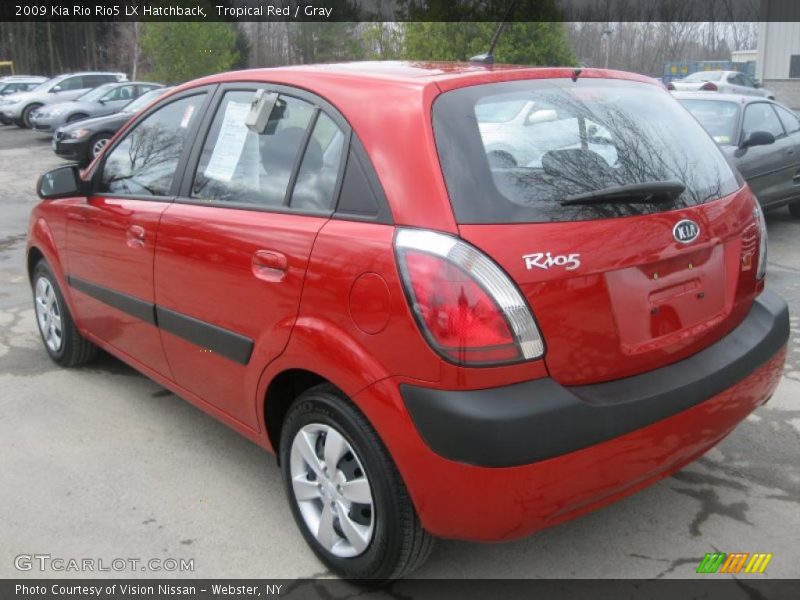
top-left (757, 21), bottom-right (800, 80)
top-left (757, 20), bottom-right (800, 108)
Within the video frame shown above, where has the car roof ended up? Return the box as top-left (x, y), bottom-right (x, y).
top-left (179, 61), bottom-right (657, 93)
top-left (0, 75), bottom-right (46, 82)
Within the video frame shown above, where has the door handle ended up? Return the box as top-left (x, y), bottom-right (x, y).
top-left (126, 224), bottom-right (146, 248)
top-left (252, 250), bottom-right (288, 282)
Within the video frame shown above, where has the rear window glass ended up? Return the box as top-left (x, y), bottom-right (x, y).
top-left (432, 78), bottom-right (740, 223)
top-left (679, 99), bottom-right (739, 145)
top-left (684, 71), bottom-right (723, 82)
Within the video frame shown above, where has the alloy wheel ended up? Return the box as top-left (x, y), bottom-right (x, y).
top-left (92, 137), bottom-right (110, 158)
top-left (289, 423), bottom-right (375, 558)
top-left (34, 276), bottom-right (63, 352)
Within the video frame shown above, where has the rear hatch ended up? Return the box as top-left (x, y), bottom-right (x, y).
top-left (433, 75), bottom-right (762, 385)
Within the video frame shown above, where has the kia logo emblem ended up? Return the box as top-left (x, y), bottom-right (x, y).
top-left (673, 219), bottom-right (700, 244)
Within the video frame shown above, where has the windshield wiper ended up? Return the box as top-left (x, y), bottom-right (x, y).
top-left (559, 181), bottom-right (686, 206)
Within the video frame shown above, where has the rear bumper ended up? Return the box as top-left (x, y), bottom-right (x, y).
top-left (361, 290), bottom-right (788, 541)
top-left (402, 290), bottom-right (789, 468)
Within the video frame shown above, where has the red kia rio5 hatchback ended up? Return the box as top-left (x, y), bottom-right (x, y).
top-left (27, 62), bottom-right (789, 579)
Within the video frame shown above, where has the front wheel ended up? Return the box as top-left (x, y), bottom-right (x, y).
top-left (89, 134), bottom-right (111, 160)
top-left (280, 385), bottom-right (434, 580)
top-left (789, 201), bottom-right (800, 218)
top-left (20, 103), bottom-right (42, 128)
top-left (32, 259), bottom-right (97, 366)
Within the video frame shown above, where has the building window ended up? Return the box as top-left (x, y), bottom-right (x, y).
top-left (791, 55), bottom-right (800, 78)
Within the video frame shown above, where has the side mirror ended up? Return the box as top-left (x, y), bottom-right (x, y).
top-left (50, 85), bottom-right (62, 93)
top-left (37, 165), bottom-right (85, 200)
top-left (741, 130), bottom-right (775, 148)
top-left (754, 81), bottom-right (762, 88)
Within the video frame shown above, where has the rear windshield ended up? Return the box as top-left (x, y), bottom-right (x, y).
top-left (679, 99), bottom-right (740, 145)
top-left (432, 78), bottom-right (740, 223)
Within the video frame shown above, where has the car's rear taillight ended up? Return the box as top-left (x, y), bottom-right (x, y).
top-left (701, 82), bottom-right (718, 91)
top-left (394, 228), bottom-right (544, 366)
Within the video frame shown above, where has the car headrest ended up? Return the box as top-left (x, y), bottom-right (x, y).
top-left (262, 126), bottom-right (323, 175)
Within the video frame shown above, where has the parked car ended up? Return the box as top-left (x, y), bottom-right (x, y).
top-left (28, 63), bottom-right (788, 579)
top-left (53, 86), bottom-right (173, 165)
top-left (0, 72), bottom-right (126, 128)
top-left (0, 75), bottom-right (47, 96)
top-left (667, 70), bottom-right (775, 98)
top-left (30, 81), bottom-right (162, 134)
top-left (675, 92), bottom-right (800, 217)
top-left (0, 76), bottom-right (48, 123)
top-left (478, 99), bottom-right (618, 168)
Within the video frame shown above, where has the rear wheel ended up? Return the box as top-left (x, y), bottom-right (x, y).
top-left (279, 385), bottom-right (434, 580)
top-left (789, 201), bottom-right (800, 218)
top-left (89, 134), bottom-right (111, 160)
top-left (20, 103), bottom-right (42, 128)
top-left (32, 259), bottom-right (96, 367)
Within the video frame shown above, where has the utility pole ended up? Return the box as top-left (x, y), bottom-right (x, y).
top-left (602, 26), bottom-right (613, 69)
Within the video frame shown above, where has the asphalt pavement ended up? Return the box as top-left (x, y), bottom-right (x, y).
top-left (0, 125), bottom-right (799, 580)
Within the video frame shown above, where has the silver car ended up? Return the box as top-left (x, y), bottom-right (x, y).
top-left (0, 76), bottom-right (47, 96)
top-left (29, 82), bottom-right (162, 134)
top-left (668, 70), bottom-right (775, 99)
top-left (0, 71), bottom-right (126, 128)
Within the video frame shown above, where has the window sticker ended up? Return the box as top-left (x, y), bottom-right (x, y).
top-left (203, 101), bottom-right (252, 182)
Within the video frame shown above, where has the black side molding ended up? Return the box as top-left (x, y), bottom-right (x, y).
top-left (156, 306), bottom-right (253, 366)
top-left (67, 275), bottom-right (156, 325)
top-left (67, 275), bottom-right (253, 366)
top-left (401, 290), bottom-right (789, 468)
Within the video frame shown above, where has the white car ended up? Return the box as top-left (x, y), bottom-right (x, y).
top-left (477, 99), bottom-right (617, 168)
top-left (668, 70), bottom-right (775, 99)
top-left (0, 71), bottom-right (126, 128)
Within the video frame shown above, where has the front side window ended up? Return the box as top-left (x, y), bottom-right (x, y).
top-left (743, 103), bottom-right (785, 139)
top-left (192, 90), bottom-right (345, 211)
top-left (433, 78), bottom-right (740, 223)
top-left (57, 76), bottom-right (84, 91)
top-left (99, 94), bottom-right (204, 197)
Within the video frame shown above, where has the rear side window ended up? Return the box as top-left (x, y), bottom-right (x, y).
top-left (99, 94), bottom-right (205, 197)
top-left (432, 78), bottom-right (740, 223)
top-left (57, 76), bottom-right (85, 91)
top-left (743, 103), bottom-right (785, 139)
top-left (192, 90), bottom-right (345, 211)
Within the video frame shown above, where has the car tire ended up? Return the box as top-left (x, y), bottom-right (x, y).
top-left (89, 134), bottom-right (112, 160)
top-left (789, 201), bottom-right (800, 218)
top-left (279, 384), bottom-right (434, 580)
top-left (20, 103), bottom-right (42, 128)
top-left (66, 113), bottom-right (87, 124)
top-left (31, 259), bottom-right (97, 367)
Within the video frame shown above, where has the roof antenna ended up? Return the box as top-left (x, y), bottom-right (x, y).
top-left (470, 0), bottom-right (519, 65)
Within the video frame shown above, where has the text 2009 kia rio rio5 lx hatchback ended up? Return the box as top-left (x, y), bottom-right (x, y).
top-left (27, 62), bottom-right (789, 579)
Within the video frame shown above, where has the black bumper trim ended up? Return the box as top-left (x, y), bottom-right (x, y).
top-left (401, 290), bottom-right (789, 468)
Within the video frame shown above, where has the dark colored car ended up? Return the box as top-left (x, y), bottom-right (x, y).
top-left (53, 87), bottom-right (172, 165)
top-left (676, 92), bottom-right (800, 217)
top-left (30, 81), bottom-right (162, 134)
top-left (28, 63), bottom-right (788, 579)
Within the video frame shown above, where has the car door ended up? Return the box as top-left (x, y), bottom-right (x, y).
top-left (736, 101), bottom-right (794, 205)
top-left (153, 84), bottom-right (348, 428)
top-left (65, 89), bottom-right (211, 376)
top-left (773, 104), bottom-right (800, 199)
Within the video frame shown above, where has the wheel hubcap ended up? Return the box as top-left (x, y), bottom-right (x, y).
top-left (92, 138), bottom-right (109, 157)
top-left (34, 276), bottom-right (63, 352)
top-left (289, 423), bottom-right (375, 558)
